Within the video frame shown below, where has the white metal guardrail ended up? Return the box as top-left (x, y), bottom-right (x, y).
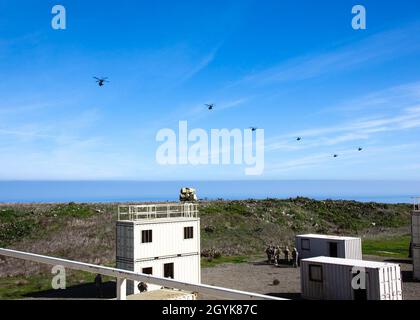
top-left (0, 248), bottom-right (285, 301)
top-left (118, 203), bottom-right (199, 221)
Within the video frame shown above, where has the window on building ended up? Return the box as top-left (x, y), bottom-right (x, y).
top-left (142, 230), bottom-right (152, 243)
top-left (184, 226), bottom-right (194, 239)
top-left (301, 239), bottom-right (311, 251)
top-left (309, 265), bottom-right (323, 282)
top-left (164, 263), bottom-right (174, 279)
top-left (142, 267), bottom-right (153, 275)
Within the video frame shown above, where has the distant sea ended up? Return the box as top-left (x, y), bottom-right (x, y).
top-left (0, 181), bottom-right (419, 204)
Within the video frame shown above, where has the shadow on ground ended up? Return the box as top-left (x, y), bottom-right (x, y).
top-left (252, 261), bottom-right (296, 269)
top-left (266, 292), bottom-right (302, 300)
top-left (384, 258), bottom-right (411, 264)
top-left (24, 281), bottom-right (116, 299)
top-left (401, 271), bottom-right (420, 283)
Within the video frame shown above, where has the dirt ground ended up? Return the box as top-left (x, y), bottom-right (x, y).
top-left (200, 256), bottom-right (420, 300)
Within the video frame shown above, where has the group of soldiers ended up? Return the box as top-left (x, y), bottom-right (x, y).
top-left (265, 245), bottom-right (299, 268)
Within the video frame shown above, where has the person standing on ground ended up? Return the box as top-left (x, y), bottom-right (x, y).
top-left (274, 246), bottom-right (280, 266)
top-left (95, 274), bottom-right (103, 298)
top-left (284, 246), bottom-right (290, 264)
top-left (265, 245), bottom-right (271, 263)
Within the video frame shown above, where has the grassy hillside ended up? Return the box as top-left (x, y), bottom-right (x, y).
top-left (0, 198), bottom-right (413, 298)
top-left (200, 198), bottom-right (411, 255)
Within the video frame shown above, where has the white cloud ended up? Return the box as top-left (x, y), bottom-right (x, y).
top-left (266, 82), bottom-right (420, 153)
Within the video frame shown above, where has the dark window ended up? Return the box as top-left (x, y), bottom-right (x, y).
top-left (142, 230), bottom-right (152, 243)
top-left (301, 239), bottom-right (311, 251)
top-left (184, 227), bottom-right (194, 239)
top-left (164, 263), bottom-right (174, 279)
top-left (142, 267), bottom-right (153, 275)
top-left (309, 265), bottom-right (323, 282)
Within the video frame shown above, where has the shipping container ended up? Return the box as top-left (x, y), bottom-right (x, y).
top-left (413, 245), bottom-right (420, 281)
top-left (412, 212), bottom-right (420, 245)
top-left (296, 234), bottom-right (362, 260)
top-left (116, 204), bottom-right (201, 296)
top-left (301, 257), bottom-right (403, 300)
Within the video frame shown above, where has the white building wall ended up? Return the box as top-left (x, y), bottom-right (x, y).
top-left (345, 238), bottom-right (363, 260)
top-left (132, 219), bottom-right (200, 260)
top-left (132, 254), bottom-right (201, 293)
top-left (296, 235), bottom-right (362, 260)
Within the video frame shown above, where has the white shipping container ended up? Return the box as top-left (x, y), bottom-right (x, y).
top-left (413, 245), bottom-right (420, 281)
top-left (117, 253), bottom-right (201, 294)
top-left (296, 234), bottom-right (362, 260)
top-left (412, 212), bottom-right (420, 245)
top-left (134, 254), bottom-right (201, 292)
top-left (117, 218), bottom-right (200, 260)
top-left (301, 257), bottom-right (403, 300)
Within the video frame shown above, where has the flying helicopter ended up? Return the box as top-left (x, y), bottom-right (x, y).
top-left (94, 77), bottom-right (109, 87)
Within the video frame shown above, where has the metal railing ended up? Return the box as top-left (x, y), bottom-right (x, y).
top-left (0, 248), bottom-right (285, 301)
top-left (118, 203), bottom-right (199, 221)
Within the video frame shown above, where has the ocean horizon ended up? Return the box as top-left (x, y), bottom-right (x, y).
top-left (0, 180), bottom-right (418, 204)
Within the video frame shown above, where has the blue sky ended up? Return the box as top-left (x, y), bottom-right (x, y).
top-left (1, 0), bottom-right (420, 181)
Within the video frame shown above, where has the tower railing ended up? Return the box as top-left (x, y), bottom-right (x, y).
top-left (118, 203), bottom-right (199, 221)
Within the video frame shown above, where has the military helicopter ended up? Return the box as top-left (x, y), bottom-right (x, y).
top-left (333, 154), bottom-right (339, 158)
top-left (94, 77), bottom-right (109, 87)
top-left (358, 147), bottom-right (363, 152)
top-left (250, 127), bottom-right (258, 132)
top-left (296, 137), bottom-right (302, 141)
top-left (205, 103), bottom-right (215, 110)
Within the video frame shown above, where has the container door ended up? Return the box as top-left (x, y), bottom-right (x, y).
top-left (328, 242), bottom-right (338, 258)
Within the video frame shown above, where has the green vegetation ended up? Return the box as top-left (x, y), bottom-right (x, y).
top-left (200, 198), bottom-right (411, 255)
top-left (201, 256), bottom-right (250, 268)
top-left (0, 274), bottom-right (54, 300)
top-left (0, 270), bottom-right (114, 300)
top-left (0, 203), bottom-right (100, 247)
top-left (0, 207), bottom-right (38, 247)
top-left (48, 203), bottom-right (95, 218)
top-left (362, 235), bottom-right (411, 258)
